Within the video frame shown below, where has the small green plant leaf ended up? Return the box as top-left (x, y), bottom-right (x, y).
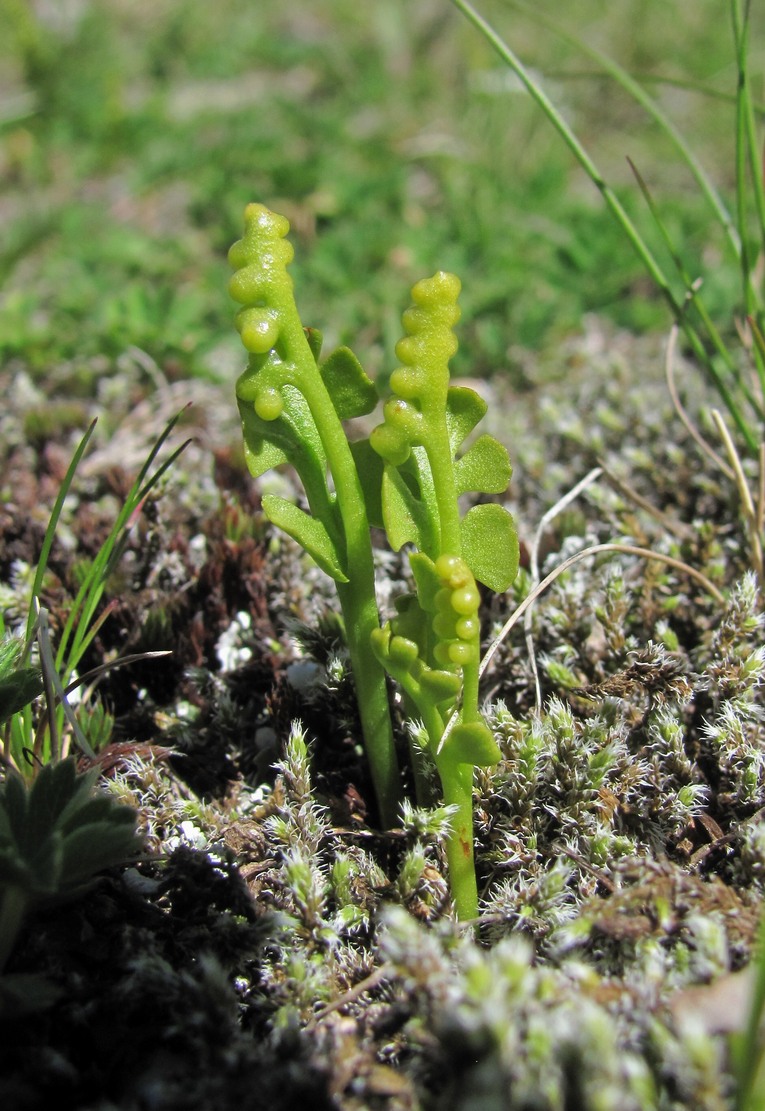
top-left (0, 758), bottom-right (139, 976)
top-left (261, 494), bottom-right (349, 582)
top-left (419, 668), bottom-right (463, 700)
top-left (58, 815), bottom-right (140, 890)
top-left (381, 453), bottom-right (439, 554)
top-left (409, 551), bottom-right (442, 612)
top-left (320, 346), bottom-right (378, 420)
top-left (460, 503), bottom-right (519, 592)
top-left (239, 401), bottom-right (288, 478)
top-left (0, 848), bottom-right (34, 889)
top-left (1, 775), bottom-right (28, 844)
top-left (26, 758), bottom-right (83, 840)
top-left (0, 668), bottom-right (44, 725)
top-left (443, 720), bottom-right (502, 767)
top-left (58, 790), bottom-right (117, 836)
top-left (445, 386), bottom-right (487, 454)
top-left (454, 434), bottom-right (512, 496)
top-left (239, 392), bottom-right (337, 526)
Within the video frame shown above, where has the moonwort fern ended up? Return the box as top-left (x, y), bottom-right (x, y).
top-left (229, 205), bottom-right (518, 917)
top-left (229, 205), bottom-right (400, 828)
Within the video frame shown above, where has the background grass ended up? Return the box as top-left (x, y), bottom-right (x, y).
top-left (0, 0), bottom-right (762, 389)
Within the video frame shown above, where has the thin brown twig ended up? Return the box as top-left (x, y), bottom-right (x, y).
top-left (664, 324), bottom-right (734, 479)
top-left (312, 963), bottom-right (394, 1022)
top-left (710, 409), bottom-right (764, 580)
top-left (525, 467), bottom-right (603, 712)
top-left (479, 541), bottom-right (725, 681)
top-left (598, 463), bottom-right (694, 541)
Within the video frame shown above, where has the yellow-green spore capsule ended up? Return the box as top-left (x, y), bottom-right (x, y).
top-left (433, 641), bottom-right (456, 668)
top-left (236, 371), bottom-right (260, 403)
top-left (236, 307), bottom-right (280, 354)
top-left (435, 555), bottom-right (470, 588)
top-left (455, 616), bottom-right (479, 640)
top-left (451, 586), bottom-right (479, 616)
top-left (432, 611), bottom-right (457, 639)
top-left (383, 398), bottom-right (423, 438)
top-left (410, 271), bottom-right (461, 313)
top-left (228, 265), bottom-right (264, 306)
top-left (389, 365), bottom-right (426, 400)
top-left (448, 641), bottom-right (476, 666)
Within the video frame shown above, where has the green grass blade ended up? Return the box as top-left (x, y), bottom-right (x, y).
top-left (731, 0), bottom-right (765, 422)
top-left (505, 0), bottom-right (741, 265)
top-left (55, 415), bottom-right (190, 677)
top-left (26, 420), bottom-right (98, 643)
top-left (628, 72), bottom-right (765, 114)
top-left (64, 434), bottom-right (191, 670)
top-left (511, 0), bottom-right (763, 403)
top-left (449, 0), bottom-right (759, 453)
top-left (732, 910), bottom-right (765, 1109)
top-left (36, 607), bottom-right (96, 762)
top-left (733, 0), bottom-right (765, 280)
top-left (628, 157), bottom-right (761, 423)
top-left (733, 0), bottom-right (755, 318)
top-left (449, 0), bottom-right (669, 290)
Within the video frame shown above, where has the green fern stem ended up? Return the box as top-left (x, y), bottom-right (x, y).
top-left (436, 754), bottom-right (478, 920)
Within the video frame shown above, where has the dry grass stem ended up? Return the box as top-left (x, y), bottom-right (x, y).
top-left (665, 325), bottom-right (735, 479)
top-left (710, 408), bottom-right (764, 579)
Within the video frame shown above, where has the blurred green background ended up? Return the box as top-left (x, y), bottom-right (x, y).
top-left (0, 0), bottom-right (761, 387)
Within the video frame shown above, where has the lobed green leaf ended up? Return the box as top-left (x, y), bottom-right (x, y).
top-left (238, 400), bottom-right (288, 479)
top-left (59, 819), bottom-right (140, 889)
top-left (454, 434), bottom-right (512, 496)
top-left (380, 450), bottom-right (439, 555)
top-left (442, 720), bottom-right (502, 767)
top-left (262, 495), bottom-right (349, 582)
top-left (1, 775), bottom-right (29, 847)
top-left (460, 503), bottom-right (519, 593)
top-left (409, 552), bottom-right (442, 612)
top-left (445, 386), bottom-right (487, 454)
top-left (26, 759), bottom-right (88, 844)
top-left (320, 346), bottom-right (378, 421)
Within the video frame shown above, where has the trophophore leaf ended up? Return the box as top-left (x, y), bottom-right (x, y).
top-left (460, 503), bottom-right (519, 592)
top-left (381, 453), bottom-right (439, 554)
top-left (261, 495), bottom-right (349, 583)
top-left (238, 401), bottom-right (288, 478)
top-left (443, 719), bottom-right (502, 767)
top-left (320, 346), bottom-right (378, 420)
top-left (454, 433), bottom-right (512, 496)
top-left (445, 386), bottom-right (487, 454)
